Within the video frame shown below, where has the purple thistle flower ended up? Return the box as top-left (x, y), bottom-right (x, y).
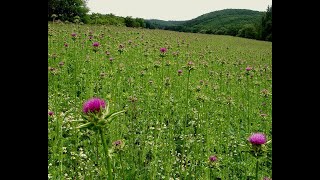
top-left (112, 139), bottom-right (125, 151)
top-left (246, 66), bottom-right (253, 71)
top-left (187, 61), bottom-right (194, 66)
top-left (71, 33), bottom-right (77, 37)
top-left (93, 42), bottom-right (100, 47)
top-left (113, 140), bottom-right (122, 146)
top-left (64, 43), bottom-right (68, 47)
top-left (263, 177), bottom-right (272, 180)
top-left (160, 47), bottom-right (167, 53)
top-left (82, 97), bottom-right (106, 114)
top-left (109, 57), bottom-right (114, 62)
top-left (48, 67), bottom-right (55, 71)
top-left (48, 111), bottom-right (54, 116)
top-left (209, 155), bottom-right (217, 162)
top-left (248, 133), bottom-right (267, 145)
top-left (178, 69), bottom-right (183, 75)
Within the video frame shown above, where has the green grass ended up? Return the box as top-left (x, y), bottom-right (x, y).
top-left (48, 22), bottom-right (272, 180)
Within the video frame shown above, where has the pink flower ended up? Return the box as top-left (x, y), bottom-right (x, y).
top-left (93, 42), bottom-right (100, 47)
top-left (248, 133), bottom-right (267, 145)
top-left (113, 140), bottom-right (122, 146)
top-left (246, 66), bottom-right (253, 71)
top-left (209, 155), bottom-right (217, 162)
top-left (160, 47), bottom-right (167, 53)
top-left (48, 111), bottom-right (54, 116)
top-left (83, 97), bottom-right (106, 114)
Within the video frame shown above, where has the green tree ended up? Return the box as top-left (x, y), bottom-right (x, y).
top-left (124, 16), bottom-right (135, 27)
top-left (237, 24), bottom-right (257, 39)
top-left (48, 0), bottom-right (89, 23)
top-left (261, 5), bottom-right (272, 41)
top-left (135, 18), bottom-right (146, 28)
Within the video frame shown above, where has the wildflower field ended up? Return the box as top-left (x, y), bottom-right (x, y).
top-left (48, 23), bottom-right (272, 180)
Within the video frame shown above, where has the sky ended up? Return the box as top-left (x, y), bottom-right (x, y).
top-left (87, 0), bottom-right (272, 21)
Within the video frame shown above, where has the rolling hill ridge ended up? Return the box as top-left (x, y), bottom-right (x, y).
top-left (145, 9), bottom-right (264, 36)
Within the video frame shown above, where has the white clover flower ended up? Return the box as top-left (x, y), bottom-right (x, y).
top-left (80, 153), bottom-right (87, 159)
top-left (62, 147), bottom-right (67, 153)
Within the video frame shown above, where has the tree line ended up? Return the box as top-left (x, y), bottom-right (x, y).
top-left (48, 0), bottom-right (146, 28)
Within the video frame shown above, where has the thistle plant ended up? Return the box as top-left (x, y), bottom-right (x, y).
top-left (92, 42), bottom-right (100, 53)
top-left (245, 66), bottom-right (252, 131)
top-left (183, 61), bottom-right (195, 125)
top-left (58, 61), bottom-right (64, 67)
top-left (180, 61), bottom-right (195, 176)
top-left (48, 111), bottom-right (54, 116)
top-left (72, 97), bottom-right (126, 180)
top-left (160, 47), bottom-right (167, 57)
top-left (118, 44), bottom-right (124, 54)
top-left (247, 133), bottom-right (270, 180)
top-left (71, 33), bottom-right (77, 41)
top-left (159, 47), bottom-right (167, 84)
top-left (208, 155), bottom-right (219, 179)
top-left (111, 139), bottom-right (125, 179)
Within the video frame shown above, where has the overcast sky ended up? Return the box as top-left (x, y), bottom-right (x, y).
top-left (87, 0), bottom-right (272, 21)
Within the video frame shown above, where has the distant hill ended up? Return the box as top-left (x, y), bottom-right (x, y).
top-left (145, 19), bottom-right (185, 28)
top-left (145, 9), bottom-right (264, 36)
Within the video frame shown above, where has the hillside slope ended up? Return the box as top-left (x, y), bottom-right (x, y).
top-left (146, 9), bottom-right (263, 36)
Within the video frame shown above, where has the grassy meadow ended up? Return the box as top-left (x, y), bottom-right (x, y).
top-left (48, 22), bottom-right (272, 180)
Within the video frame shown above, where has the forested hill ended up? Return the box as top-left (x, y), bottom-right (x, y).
top-left (145, 9), bottom-right (264, 37)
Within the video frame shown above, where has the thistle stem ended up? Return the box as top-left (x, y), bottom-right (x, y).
top-left (184, 70), bottom-right (191, 133)
top-left (246, 74), bottom-right (250, 132)
top-left (99, 128), bottom-right (113, 180)
top-left (255, 158), bottom-right (259, 180)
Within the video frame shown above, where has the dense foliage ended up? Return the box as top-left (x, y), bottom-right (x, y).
top-left (85, 13), bottom-right (146, 28)
top-left (48, 0), bottom-right (89, 23)
top-left (86, 13), bottom-right (125, 26)
top-left (260, 6), bottom-right (272, 41)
